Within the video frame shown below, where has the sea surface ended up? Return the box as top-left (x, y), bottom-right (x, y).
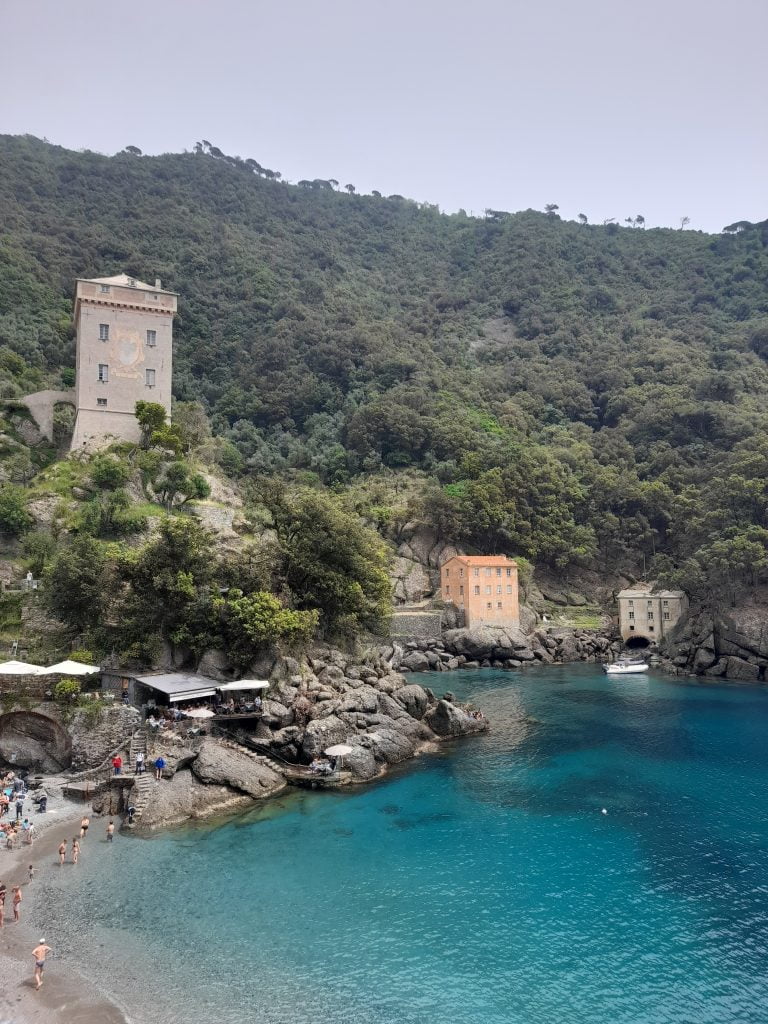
top-left (31, 666), bottom-right (768, 1024)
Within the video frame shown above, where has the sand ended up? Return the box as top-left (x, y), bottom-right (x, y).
top-left (0, 780), bottom-right (130, 1024)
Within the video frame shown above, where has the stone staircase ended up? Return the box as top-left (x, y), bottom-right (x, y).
top-left (126, 771), bottom-right (153, 826)
top-left (128, 726), bottom-right (148, 772)
top-left (124, 727), bottom-right (152, 827)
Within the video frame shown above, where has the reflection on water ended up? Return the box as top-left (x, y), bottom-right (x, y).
top-left (30, 666), bottom-right (768, 1024)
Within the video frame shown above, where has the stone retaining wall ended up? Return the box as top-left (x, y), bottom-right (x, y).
top-left (388, 609), bottom-right (444, 640)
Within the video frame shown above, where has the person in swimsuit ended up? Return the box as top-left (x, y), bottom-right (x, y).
top-left (58, 840), bottom-right (67, 865)
top-left (0, 895), bottom-right (4, 928)
top-left (28, 864), bottom-right (34, 883)
top-left (80, 815), bottom-right (90, 839)
top-left (106, 820), bottom-right (114, 842)
top-left (12, 885), bottom-right (21, 922)
top-left (71, 838), bottom-right (80, 865)
top-left (33, 939), bottom-right (52, 990)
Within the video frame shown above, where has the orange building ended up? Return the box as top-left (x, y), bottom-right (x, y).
top-left (440, 555), bottom-right (519, 628)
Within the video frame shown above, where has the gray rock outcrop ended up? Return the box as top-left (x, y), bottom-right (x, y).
top-left (191, 738), bottom-right (286, 798)
top-left (137, 770), bottom-right (254, 831)
top-left (424, 699), bottom-right (488, 738)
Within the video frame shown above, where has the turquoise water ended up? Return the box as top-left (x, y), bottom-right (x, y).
top-left (33, 666), bottom-right (768, 1024)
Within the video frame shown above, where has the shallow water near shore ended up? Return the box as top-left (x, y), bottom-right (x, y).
top-left (28, 666), bottom-right (768, 1024)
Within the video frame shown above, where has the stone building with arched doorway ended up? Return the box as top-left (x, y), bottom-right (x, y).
top-left (617, 584), bottom-right (688, 647)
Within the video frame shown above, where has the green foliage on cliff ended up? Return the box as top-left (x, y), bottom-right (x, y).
top-left (2, 134), bottom-right (768, 586)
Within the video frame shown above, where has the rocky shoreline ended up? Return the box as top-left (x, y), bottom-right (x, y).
top-left (128, 643), bottom-right (490, 830)
top-left (394, 624), bottom-right (623, 673)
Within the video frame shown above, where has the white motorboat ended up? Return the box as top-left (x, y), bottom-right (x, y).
top-left (603, 658), bottom-right (649, 675)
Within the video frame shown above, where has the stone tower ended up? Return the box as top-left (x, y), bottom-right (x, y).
top-left (70, 273), bottom-right (177, 450)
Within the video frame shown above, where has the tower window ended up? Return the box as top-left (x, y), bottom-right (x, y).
top-left (474, 585), bottom-right (480, 595)
top-left (486, 602), bottom-right (492, 609)
top-left (98, 364), bottom-right (109, 382)
top-left (97, 397), bottom-right (107, 407)
top-left (497, 602), bottom-right (503, 609)
top-left (147, 329), bottom-right (157, 347)
top-left (99, 324), bottom-right (109, 341)
top-left (506, 567), bottom-right (512, 577)
top-left (145, 369), bottom-right (156, 387)
top-left (663, 612), bottom-right (670, 620)
top-left (507, 585), bottom-right (513, 594)
top-left (496, 568), bottom-right (502, 576)
top-left (100, 285), bottom-right (110, 294)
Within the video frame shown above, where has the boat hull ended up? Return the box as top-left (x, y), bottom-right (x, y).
top-left (603, 663), bottom-right (649, 675)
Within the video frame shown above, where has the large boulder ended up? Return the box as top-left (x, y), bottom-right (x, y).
top-left (558, 635), bottom-right (581, 662)
top-left (191, 739), bottom-right (286, 798)
top-left (301, 715), bottom-right (351, 759)
top-left (395, 684), bottom-right (430, 720)
top-left (260, 699), bottom-right (293, 728)
top-left (424, 699), bottom-right (488, 738)
top-left (197, 648), bottom-right (233, 681)
top-left (401, 651), bottom-right (430, 672)
top-left (443, 626), bottom-right (529, 660)
top-left (137, 770), bottom-right (252, 831)
top-left (723, 656), bottom-right (760, 682)
top-left (691, 645), bottom-right (717, 673)
top-left (364, 726), bottom-right (417, 765)
top-left (344, 744), bottom-right (379, 780)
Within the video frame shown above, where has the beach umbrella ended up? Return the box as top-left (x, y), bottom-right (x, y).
top-left (41, 660), bottom-right (99, 676)
top-left (0, 660), bottom-right (44, 675)
top-left (324, 743), bottom-right (353, 770)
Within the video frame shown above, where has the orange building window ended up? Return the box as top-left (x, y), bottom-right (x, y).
top-left (474, 585), bottom-right (480, 595)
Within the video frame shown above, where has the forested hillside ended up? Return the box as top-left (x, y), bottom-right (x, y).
top-left (1, 133), bottom-right (768, 604)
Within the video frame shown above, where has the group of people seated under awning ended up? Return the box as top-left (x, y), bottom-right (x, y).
top-left (145, 691), bottom-right (264, 730)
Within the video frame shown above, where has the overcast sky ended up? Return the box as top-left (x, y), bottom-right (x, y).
top-left (1, 0), bottom-right (765, 231)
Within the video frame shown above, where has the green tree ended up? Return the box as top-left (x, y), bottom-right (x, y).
top-left (153, 461), bottom-right (211, 509)
top-left (135, 401), bottom-right (168, 448)
top-left (0, 485), bottom-right (33, 537)
top-left (268, 487), bottom-right (391, 636)
top-left (217, 589), bottom-right (318, 668)
top-left (44, 536), bottom-right (109, 633)
top-left (90, 454), bottom-right (130, 490)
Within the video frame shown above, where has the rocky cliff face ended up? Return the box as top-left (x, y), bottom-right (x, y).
top-left (660, 597), bottom-right (768, 683)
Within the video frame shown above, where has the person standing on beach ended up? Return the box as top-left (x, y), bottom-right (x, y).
top-left (15, 794), bottom-right (23, 820)
top-left (106, 820), bottom-right (115, 842)
top-left (12, 885), bottom-right (21, 922)
top-left (80, 815), bottom-right (90, 839)
top-left (58, 840), bottom-right (67, 865)
top-left (0, 886), bottom-right (5, 928)
top-left (28, 864), bottom-right (34, 883)
top-left (32, 939), bottom-right (52, 990)
top-left (154, 755), bottom-right (166, 780)
top-left (112, 755), bottom-right (122, 776)
top-left (71, 838), bottom-right (80, 865)
top-left (135, 750), bottom-right (145, 775)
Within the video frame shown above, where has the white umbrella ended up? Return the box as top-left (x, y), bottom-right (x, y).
top-left (183, 708), bottom-right (215, 719)
top-left (0, 660), bottom-right (44, 675)
top-left (41, 660), bottom-right (99, 676)
top-left (324, 743), bottom-right (353, 770)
